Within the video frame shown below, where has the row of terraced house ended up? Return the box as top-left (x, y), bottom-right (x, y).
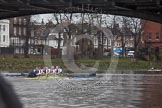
top-left (0, 16), bottom-right (162, 56)
top-left (0, 16), bottom-right (112, 56)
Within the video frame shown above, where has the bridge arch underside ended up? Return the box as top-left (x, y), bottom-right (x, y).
top-left (0, 0), bottom-right (162, 23)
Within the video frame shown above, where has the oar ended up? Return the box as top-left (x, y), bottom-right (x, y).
top-left (45, 70), bottom-right (50, 79)
top-left (37, 70), bottom-right (42, 80)
top-left (37, 74), bottom-right (41, 80)
top-left (45, 72), bottom-right (48, 79)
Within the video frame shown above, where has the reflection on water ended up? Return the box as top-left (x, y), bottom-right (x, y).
top-left (5, 74), bottom-right (162, 108)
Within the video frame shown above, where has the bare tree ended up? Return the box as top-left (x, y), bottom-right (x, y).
top-left (87, 14), bottom-right (107, 58)
top-left (130, 18), bottom-right (146, 53)
top-left (121, 17), bottom-right (146, 57)
top-left (24, 16), bottom-right (31, 58)
top-left (53, 14), bottom-right (63, 57)
top-left (53, 13), bottom-right (76, 59)
top-left (105, 15), bottom-right (122, 56)
top-left (23, 15), bottom-right (41, 58)
top-left (121, 16), bottom-right (131, 56)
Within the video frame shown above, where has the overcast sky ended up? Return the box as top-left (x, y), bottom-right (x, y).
top-left (32, 14), bottom-right (54, 23)
top-left (31, 13), bottom-right (112, 26)
top-left (31, 13), bottom-right (135, 28)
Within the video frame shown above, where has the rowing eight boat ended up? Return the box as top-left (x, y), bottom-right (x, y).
top-left (24, 73), bottom-right (97, 80)
top-left (24, 76), bottom-right (65, 80)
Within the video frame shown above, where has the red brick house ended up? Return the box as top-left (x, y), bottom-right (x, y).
top-left (142, 20), bottom-right (162, 52)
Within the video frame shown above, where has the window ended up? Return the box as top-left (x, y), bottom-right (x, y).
top-left (115, 42), bottom-right (117, 46)
top-left (24, 19), bottom-right (26, 25)
top-left (6, 35), bottom-right (8, 42)
top-left (155, 33), bottom-right (159, 40)
top-left (84, 29), bottom-right (87, 33)
top-left (23, 28), bottom-right (26, 36)
top-left (19, 18), bottom-right (21, 25)
top-left (94, 38), bottom-right (97, 44)
top-left (130, 42), bottom-right (133, 47)
top-left (103, 38), bottom-right (106, 44)
top-left (14, 27), bottom-right (17, 35)
top-left (0, 25), bottom-right (1, 31)
top-left (14, 18), bottom-right (17, 24)
top-left (148, 33), bottom-right (152, 40)
top-left (109, 40), bottom-right (111, 45)
top-left (56, 40), bottom-right (58, 45)
top-left (3, 25), bottom-right (5, 31)
top-left (31, 30), bottom-right (34, 37)
top-left (3, 35), bottom-right (5, 42)
top-left (64, 28), bottom-right (66, 32)
top-left (6, 25), bottom-right (8, 31)
top-left (118, 43), bottom-right (121, 47)
top-left (72, 38), bottom-right (75, 45)
top-left (19, 27), bottom-right (21, 35)
top-left (13, 38), bottom-right (15, 46)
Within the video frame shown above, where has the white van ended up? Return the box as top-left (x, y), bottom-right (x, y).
top-left (127, 51), bottom-right (135, 57)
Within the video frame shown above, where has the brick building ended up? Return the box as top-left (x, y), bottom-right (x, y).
top-left (142, 20), bottom-right (162, 52)
top-left (112, 23), bottom-right (134, 53)
top-left (10, 16), bottom-right (37, 54)
top-left (10, 16), bottom-right (27, 54)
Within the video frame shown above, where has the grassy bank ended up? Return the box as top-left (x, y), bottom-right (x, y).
top-left (0, 57), bottom-right (161, 72)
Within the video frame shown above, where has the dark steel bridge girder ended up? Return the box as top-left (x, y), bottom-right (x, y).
top-left (0, 0), bottom-right (162, 23)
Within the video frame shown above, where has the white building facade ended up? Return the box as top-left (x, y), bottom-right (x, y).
top-left (0, 20), bottom-right (10, 47)
top-left (93, 36), bottom-right (111, 50)
top-left (48, 32), bottom-right (64, 48)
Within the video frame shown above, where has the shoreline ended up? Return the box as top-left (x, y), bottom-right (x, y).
top-left (1, 69), bottom-right (162, 74)
top-left (0, 57), bottom-right (162, 73)
top-left (1, 70), bottom-right (162, 78)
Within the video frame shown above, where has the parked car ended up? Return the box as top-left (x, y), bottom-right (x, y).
top-left (113, 52), bottom-right (120, 57)
top-left (127, 51), bottom-right (135, 57)
top-left (103, 52), bottom-right (111, 57)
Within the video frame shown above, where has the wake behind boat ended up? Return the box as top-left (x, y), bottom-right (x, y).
top-left (68, 73), bottom-right (96, 78)
top-left (24, 75), bottom-right (65, 80)
top-left (25, 73), bottom-right (97, 80)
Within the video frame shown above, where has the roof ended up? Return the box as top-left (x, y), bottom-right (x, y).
top-left (47, 35), bottom-right (63, 40)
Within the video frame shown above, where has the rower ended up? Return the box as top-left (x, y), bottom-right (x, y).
top-left (36, 67), bottom-right (42, 76)
top-left (50, 66), bottom-right (56, 75)
top-left (42, 66), bottom-right (47, 76)
top-left (46, 66), bottom-right (51, 75)
top-left (28, 66), bottom-right (39, 77)
top-left (35, 67), bottom-right (41, 75)
top-left (42, 66), bottom-right (51, 76)
top-left (54, 66), bottom-right (62, 75)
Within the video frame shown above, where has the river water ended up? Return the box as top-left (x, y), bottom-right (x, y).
top-left (5, 74), bottom-right (162, 108)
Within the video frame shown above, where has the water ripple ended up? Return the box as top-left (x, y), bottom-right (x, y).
top-left (5, 74), bottom-right (162, 108)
